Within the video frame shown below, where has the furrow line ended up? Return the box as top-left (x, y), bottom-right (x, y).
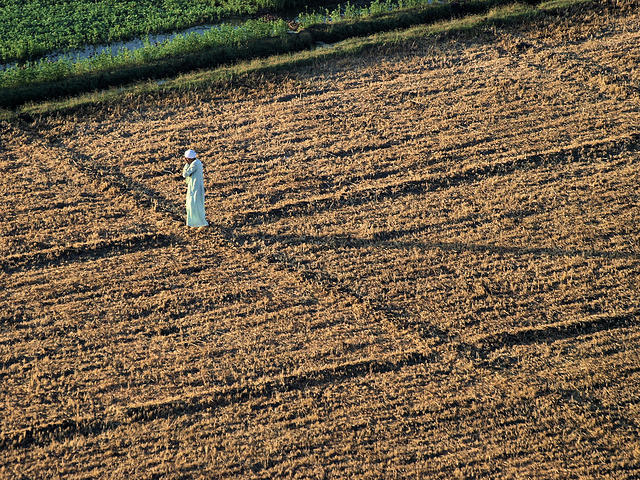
top-left (0, 232), bottom-right (177, 274)
top-left (14, 123), bottom-right (185, 225)
top-left (234, 230), bottom-right (640, 261)
top-left (469, 310), bottom-right (640, 356)
top-left (255, 243), bottom-right (452, 344)
top-left (0, 350), bottom-right (433, 450)
top-left (230, 132), bottom-right (640, 227)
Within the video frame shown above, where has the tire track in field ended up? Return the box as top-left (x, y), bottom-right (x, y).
top-left (230, 132), bottom-right (640, 227)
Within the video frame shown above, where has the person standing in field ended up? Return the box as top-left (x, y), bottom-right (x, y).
top-left (182, 149), bottom-right (208, 227)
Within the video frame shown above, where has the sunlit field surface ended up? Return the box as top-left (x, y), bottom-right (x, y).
top-left (1, 4), bottom-right (639, 478)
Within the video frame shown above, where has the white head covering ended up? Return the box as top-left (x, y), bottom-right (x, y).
top-left (184, 149), bottom-right (197, 159)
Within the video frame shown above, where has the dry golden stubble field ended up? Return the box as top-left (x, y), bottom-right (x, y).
top-left (2, 2), bottom-right (640, 479)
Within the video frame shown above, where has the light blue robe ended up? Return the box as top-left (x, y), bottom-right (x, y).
top-left (182, 158), bottom-right (208, 227)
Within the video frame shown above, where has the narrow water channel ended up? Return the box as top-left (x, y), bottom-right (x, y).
top-left (0, 21), bottom-right (245, 71)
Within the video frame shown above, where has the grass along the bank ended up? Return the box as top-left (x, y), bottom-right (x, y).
top-left (18, 0), bottom-right (593, 118)
top-left (0, 0), bottom-right (542, 108)
top-left (298, 0), bottom-right (441, 26)
top-left (0, 19), bottom-right (290, 90)
top-left (0, 108), bottom-right (15, 122)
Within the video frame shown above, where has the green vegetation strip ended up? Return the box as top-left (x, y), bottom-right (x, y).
top-left (0, 0), bottom-right (339, 63)
top-left (0, 19), bottom-right (306, 107)
top-left (10, 0), bottom-right (592, 116)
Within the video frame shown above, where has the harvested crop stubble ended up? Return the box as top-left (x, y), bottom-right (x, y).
top-left (1, 2), bottom-right (640, 479)
top-left (0, 129), bottom-right (160, 260)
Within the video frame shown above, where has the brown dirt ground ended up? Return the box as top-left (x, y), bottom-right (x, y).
top-left (1, 2), bottom-right (639, 478)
